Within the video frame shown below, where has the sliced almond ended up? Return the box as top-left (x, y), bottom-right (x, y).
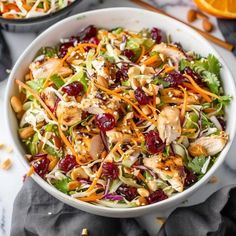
top-left (0, 158), bottom-right (12, 170)
top-left (5, 146), bottom-right (13, 153)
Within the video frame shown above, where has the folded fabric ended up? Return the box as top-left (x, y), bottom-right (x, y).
top-left (217, 19), bottom-right (236, 56)
top-left (0, 30), bottom-right (12, 80)
top-left (11, 178), bottom-right (236, 236)
top-left (10, 178), bottom-right (148, 236)
top-left (158, 185), bottom-right (236, 236)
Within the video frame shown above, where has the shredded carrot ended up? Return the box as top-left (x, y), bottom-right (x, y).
top-left (15, 80), bottom-right (83, 165)
top-left (43, 60), bottom-right (64, 88)
top-left (179, 86), bottom-right (188, 121)
top-left (78, 194), bottom-right (104, 202)
top-left (130, 119), bottom-right (140, 137)
top-left (86, 164), bottom-right (103, 193)
top-left (161, 96), bottom-right (183, 104)
top-left (94, 83), bottom-right (156, 125)
top-left (203, 107), bottom-right (217, 113)
top-left (142, 54), bottom-right (159, 66)
top-left (163, 65), bottom-right (175, 73)
top-left (184, 74), bottom-right (219, 99)
top-left (182, 82), bottom-right (211, 102)
top-left (43, 0), bottom-right (49, 11)
top-left (23, 4), bottom-right (32, 11)
top-left (182, 128), bottom-right (196, 133)
top-left (62, 43), bottom-right (99, 62)
top-left (136, 45), bottom-right (145, 64)
top-left (29, 70), bottom-right (34, 80)
top-left (86, 83), bottom-right (92, 96)
top-left (137, 172), bottom-right (146, 182)
top-left (27, 166), bottom-right (34, 176)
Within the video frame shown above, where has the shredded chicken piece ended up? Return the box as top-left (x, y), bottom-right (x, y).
top-left (157, 106), bottom-right (181, 144)
top-left (189, 132), bottom-right (228, 156)
top-left (41, 87), bottom-right (58, 111)
top-left (143, 155), bottom-right (186, 192)
top-left (89, 135), bottom-right (104, 160)
top-left (106, 129), bottom-right (132, 143)
top-left (30, 58), bottom-right (72, 79)
top-left (152, 43), bottom-right (186, 66)
top-left (56, 101), bottom-right (81, 126)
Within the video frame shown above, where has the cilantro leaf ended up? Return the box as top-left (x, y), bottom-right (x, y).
top-left (187, 155), bottom-right (206, 174)
top-left (179, 59), bottom-right (191, 71)
top-left (217, 95), bottom-right (232, 106)
top-left (202, 71), bottom-right (220, 94)
top-left (207, 54), bottom-right (221, 76)
top-left (179, 54), bottom-right (222, 95)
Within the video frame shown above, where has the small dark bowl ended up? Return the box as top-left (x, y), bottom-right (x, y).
top-left (0, 0), bottom-right (83, 33)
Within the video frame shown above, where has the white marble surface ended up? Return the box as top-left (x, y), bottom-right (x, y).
top-left (1, 0), bottom-right (236, 236)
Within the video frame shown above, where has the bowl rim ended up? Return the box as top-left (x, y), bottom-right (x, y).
top-left (5, 7), bottom-right (236, 214)
top-left (0, 0), bottom-right (82, 24)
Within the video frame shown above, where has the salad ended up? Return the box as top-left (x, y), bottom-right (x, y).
top-left (11, 25), bottom-right (231, 208)
top-left (0, 0), bottom-right (75, 19)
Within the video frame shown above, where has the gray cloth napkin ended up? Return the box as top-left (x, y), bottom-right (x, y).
top-left (0, 30), bottom-right (12, 80)
top-left (158, 185), bottom-right (236, 236)
top-left (218, 19), bottom-right (236, 56)
top-left (10, 178), bottom-right (148, 236)
top-left (11, 178), bottom-right (236, 236)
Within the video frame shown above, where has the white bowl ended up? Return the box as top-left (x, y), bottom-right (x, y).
top-left (5, 7), bottom-right (236, 218)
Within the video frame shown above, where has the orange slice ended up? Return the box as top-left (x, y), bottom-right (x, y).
top-left (193, 0), bottom-right (236, 19)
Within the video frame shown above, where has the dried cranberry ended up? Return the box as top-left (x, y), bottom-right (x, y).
top-left (145, 130), bottom-right (165, 154)
top-left (134, 87), bottom-right (151, 105)
top-left (78, 25), bottom-right (97, 41)
top-left (96, 113), bottom-right (116, 131)
top-left (183, 67), bottom-right (204, 86)
top-left (58, 154), bottom-right (77, 172)
top-left (89, 37), bottom-right (100, 45)
top-left (58, 42), bottom-right (74, 58)
top-left (116, 185), bottom-right (138, 201)
top-left (150, 27), bottom-right (162, 43)
top-left (102, 162), bottom-right (119, 179)
top-left (218, 117), bottom-right (226, 131)
top-left (32, 156), bottom-right (50, 178)
top-left (147, 189), bottom-right (168, 204)
top-left (61, 81), bottom-right (84, 97)
top-left (184, 167), bottom-right (197, 186)
top-left (164, 71), bottom-right (185, 87)
top-left (115, 64), bottom-right (129, 83)
top-left (122, 49), bottom-right (135, 61)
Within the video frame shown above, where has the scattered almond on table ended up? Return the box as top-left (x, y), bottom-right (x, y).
top-left (186, 8), bottom-right (214, 32)
top-left (202, 18), bottom-right (214, 32)
top-left (5, 146), bottom-right (13, 153)
top-left (156, 217), bottom-right (166, 225)
top-left (81, 228), bottom-right (89, 236)
top-left (187, 9), bottom-right (197, 22)
top-left (208, 176), bottom-right (218, 184)
top-left (0, 143), bottom-right (14, 170)
top-left (0, 158), bottom-right (12, 170)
